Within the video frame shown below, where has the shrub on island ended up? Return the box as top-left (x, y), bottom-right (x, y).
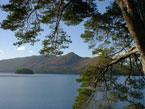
top-left (15, 68), bottom-right (34, 74)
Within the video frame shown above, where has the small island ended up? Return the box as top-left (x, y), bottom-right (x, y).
top-left (15, 68), bottom-right (34, 74)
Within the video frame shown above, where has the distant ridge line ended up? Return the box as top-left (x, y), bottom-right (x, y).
top-left (0, 52), bottom-right (97, 74)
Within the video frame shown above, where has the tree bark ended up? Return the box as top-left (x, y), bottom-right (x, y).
top-left (115, 0), bottom-right (145, 73)
top-left (110, 49), bottom-right (138, 65)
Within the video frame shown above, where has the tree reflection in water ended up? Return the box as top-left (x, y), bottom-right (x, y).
top-left (73, 66), bottom-right (145, 109)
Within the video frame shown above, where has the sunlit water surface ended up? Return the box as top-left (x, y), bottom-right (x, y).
top-left (0, 73), bottom-right (80, 109)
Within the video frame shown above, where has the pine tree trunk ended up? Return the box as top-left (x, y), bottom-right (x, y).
top-left (125, 16), bottom-right (145, 73)
top-left (116, 0), bottom-right (145, 73)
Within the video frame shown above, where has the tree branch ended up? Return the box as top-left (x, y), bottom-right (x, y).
top-left (108, 39), bottom-right (133, 57)
top-left (110, 48), bottom-right (138, 66)
top-left (128, 45), bottom-right (136, 52)
top-left (94, 48), bottom-right (138, 84)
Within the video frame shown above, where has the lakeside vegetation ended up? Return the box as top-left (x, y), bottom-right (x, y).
top-left (0, 0), bottom-right (145, 108)
top-left (16, 69), bottom-right (34, 74)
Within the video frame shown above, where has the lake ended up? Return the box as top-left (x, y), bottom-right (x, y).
top-left (0, 73), bottom-right (80, 109)
top-left (0, 73), bottom-right (144, 109)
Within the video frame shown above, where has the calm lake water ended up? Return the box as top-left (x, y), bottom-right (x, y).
top-left (0, 73), bottom-right (80, 109)
top-left (0, 73), bottom-right (144, 109)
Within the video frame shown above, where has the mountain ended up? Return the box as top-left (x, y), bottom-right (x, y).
top-left (0, 52), bottom-right (98, 74)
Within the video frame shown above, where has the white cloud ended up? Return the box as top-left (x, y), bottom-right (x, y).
top-left (17, 46), bottom-right (25, 51)
top-left (0, 50), bottom-right (5, 55)
top-left (28, 50), bottom-right (33, 53)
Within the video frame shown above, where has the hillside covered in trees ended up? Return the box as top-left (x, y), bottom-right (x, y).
top-left (0, 52), bottom-right (98, 74)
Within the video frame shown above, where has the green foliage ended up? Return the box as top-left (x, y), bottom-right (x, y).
top-left (2, 1), bottom-right (129, 57)
top-left (0, 1), bottom-right (144, 108)
top-left (74, 64), bottom-right (145, 108)
top-left (1, 1), bottom-right (142, 74)
top-left (62, 0), bottom-right (97, 26)
top-left (97, 55), bottom-right (112, 65)
top-left (81, 2), bottom-right (132, 56)
top-left (76, 66), bottom-right (98, 87)
top-left (39, 29), bottom-right (72, 55)
top-left (1, 3), bottom-right (29, 31)
top-left (73, 88), bottom-right (92, 109)
top-left (73, 52), bottom-right (144, 108)
top-left (124, 103), bottom-right (145, 109)
top-left (0, 0), bottom-right (98, 55)
top-left (74, 65), bottom-right (99, 109)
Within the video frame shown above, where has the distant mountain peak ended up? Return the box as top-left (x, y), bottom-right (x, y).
top-left (0, 52), bottom-right (97, 74)
top-left (66, 52), bottom-right (79, 56)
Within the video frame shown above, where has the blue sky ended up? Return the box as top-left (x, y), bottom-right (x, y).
top-left (0, 0), bottom-right (112, 60)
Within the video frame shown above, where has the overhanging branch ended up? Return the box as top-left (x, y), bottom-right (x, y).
top-left (94, 48), bottom-right (139, 84)
top-left (110, 48), bottom-right (138, 66)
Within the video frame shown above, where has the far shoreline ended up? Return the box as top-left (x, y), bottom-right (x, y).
top-left (0, 72), bottom-right (144, 76)
top-left (0, 72), bottom-right (81, 75)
